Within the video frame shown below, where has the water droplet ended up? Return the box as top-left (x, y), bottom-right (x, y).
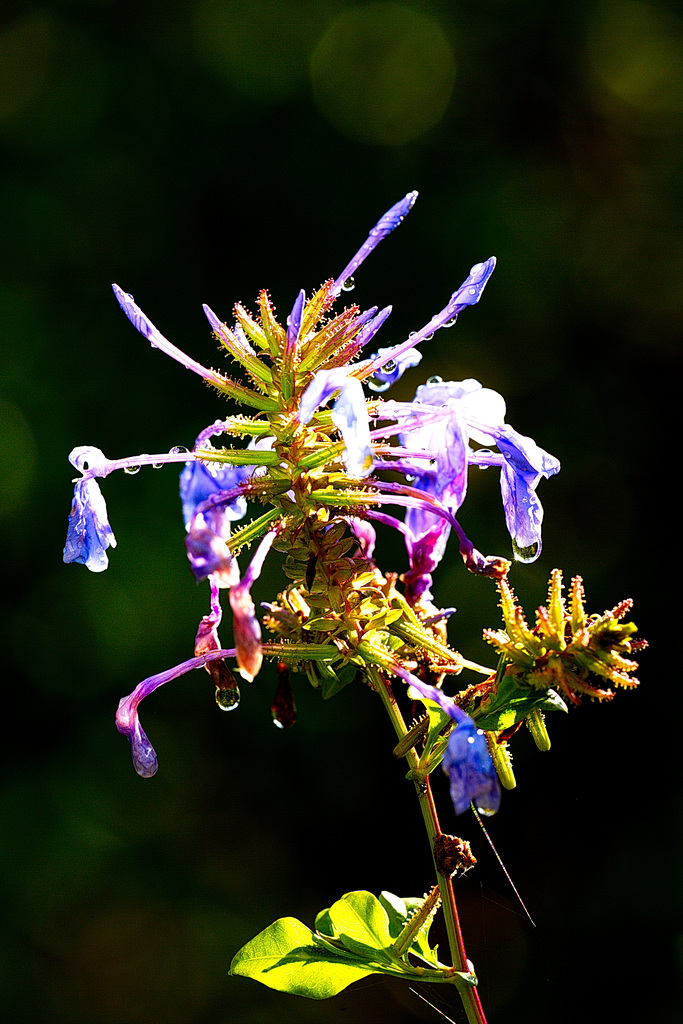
top-left (124, 465), bottom-right (141, 475)
top-left (423, 332), bottom-right (434, 341)
top-left (427, 375), bottom-right (443, 385)
top-left (443, 317), bottom-right (458, 328)
top-left (215, 684), bottom-right (240, 711)
top-left (152, 462), bottom-right (163, 469)
top-left (341, 277), bottom-right (355, 292)
top-left (475, 448), bottom-right (493, 469)
top-left (475, 803), bottom-right (497, 817)
top-left (169, 445), bottom-right (189, 455)
top-left (512, 539), bottom-right (540, 563)
top-left (383, 359), bottom-right (396, 374)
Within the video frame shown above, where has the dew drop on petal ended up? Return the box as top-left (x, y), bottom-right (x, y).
top-left (443, 318), bottom-right (458, 328)
top-left (341, 277), bottom-right (355, 292)
top-left (170, 445), bottom-right (190, 455)
top-left (124, 465), bottom-right (141, 475)
top-left (427, 375), bottom-right (443, 385)
top-left (152, 462), bottom-right (163, 469)
top-left (215, 684), bottom-right (240, 711)
top-left (512, 539), bottom-right (540, 563)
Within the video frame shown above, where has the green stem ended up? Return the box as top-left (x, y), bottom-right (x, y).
top-left (369, 668), bottom-right (488, 1024)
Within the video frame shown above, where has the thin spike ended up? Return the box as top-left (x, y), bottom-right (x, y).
top-left (471, 806), bottom-right (536, 927)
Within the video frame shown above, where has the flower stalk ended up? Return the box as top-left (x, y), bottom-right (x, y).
top-left (63, 192), bottom-right (644, 1019)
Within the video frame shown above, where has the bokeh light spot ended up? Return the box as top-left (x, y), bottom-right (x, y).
top-left (586, 1), bottom-right (683, 123)
top-left (310, 4), bottom-right (456, 145)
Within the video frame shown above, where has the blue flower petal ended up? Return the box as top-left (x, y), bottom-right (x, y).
top-left (179, 460), bottom-right (248, 530)
top-left (63, 478), bottom-right (116, 573)
top-left (442, 718), bottom-right (501, 816)
top-left (402, 672), bottom-right (501, 817)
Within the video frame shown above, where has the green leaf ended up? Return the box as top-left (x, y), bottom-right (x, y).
top-left (325, 891), bottom-right (394, 958)
top-left (472, 675), bottom-right (568, 732)
top-left (230, 917), bottom-right (376, 999)
top-left (231, 893), bottom-right (467, 1000)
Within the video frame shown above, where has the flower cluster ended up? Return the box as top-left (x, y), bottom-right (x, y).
top-left (63, 191), bottom-right (566, 815)
top-left (485, 570), bottom-right (645, 704)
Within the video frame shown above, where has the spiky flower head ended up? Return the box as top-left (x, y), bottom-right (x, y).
top-left (484, 569), bottom-right (645, 705)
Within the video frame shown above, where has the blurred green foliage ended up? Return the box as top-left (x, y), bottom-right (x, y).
top-left (0, 1), bottom-right (678, 1021)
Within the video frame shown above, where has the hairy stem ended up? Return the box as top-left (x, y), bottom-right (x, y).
top-left (370, 668), bottom-right (488, 1024)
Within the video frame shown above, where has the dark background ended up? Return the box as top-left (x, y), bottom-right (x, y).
top-left (1, 1), bottom-right (680, 1022)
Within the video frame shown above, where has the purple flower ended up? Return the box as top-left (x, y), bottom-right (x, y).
top-left (495, 425), bottom-right (561, 561)
top-left (180, 437), bottom-right (252, 585)
top-left (112, 284), bottom-right (227, 390)
top-left (63, 446), bottom-right (116, 572)
top-left (180, 459), bottom-right (248, 534)
top-left (115, 642), bottom-right (239, 777)
top-left (380, 378), bottom-right (558, 570)
top-left (286, 289), bottom-right (306, 356)
top-left (363, 258), bottom-right (496, 383)
top-left (396, 669), bottom-right (501, 817)
top-left (299, 369), bottom-right (374, 477)
top-left (441, 713), bottom-right (501, 816)
top-left (333, 191), bottom-right (418, 296)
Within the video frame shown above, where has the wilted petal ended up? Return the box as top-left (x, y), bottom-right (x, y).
top-left (194, 577), bottom-right (223, 658)
top-left (115, 699), bottom-right (158, 778)
top-left (185, 514), bottom-right (240, 587)
top-left (344, 516), bottom-right (376, 558)
top-left (229, 582), bottom-right (263, 682)
top-left (229, 531), bottom-right (276, 681)
top-left (68, 445), bottom-right (112, 477)
top-left (63, 478), bottom-right (116, 572)
top-left (114, 643), bottom-right (239, 777)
